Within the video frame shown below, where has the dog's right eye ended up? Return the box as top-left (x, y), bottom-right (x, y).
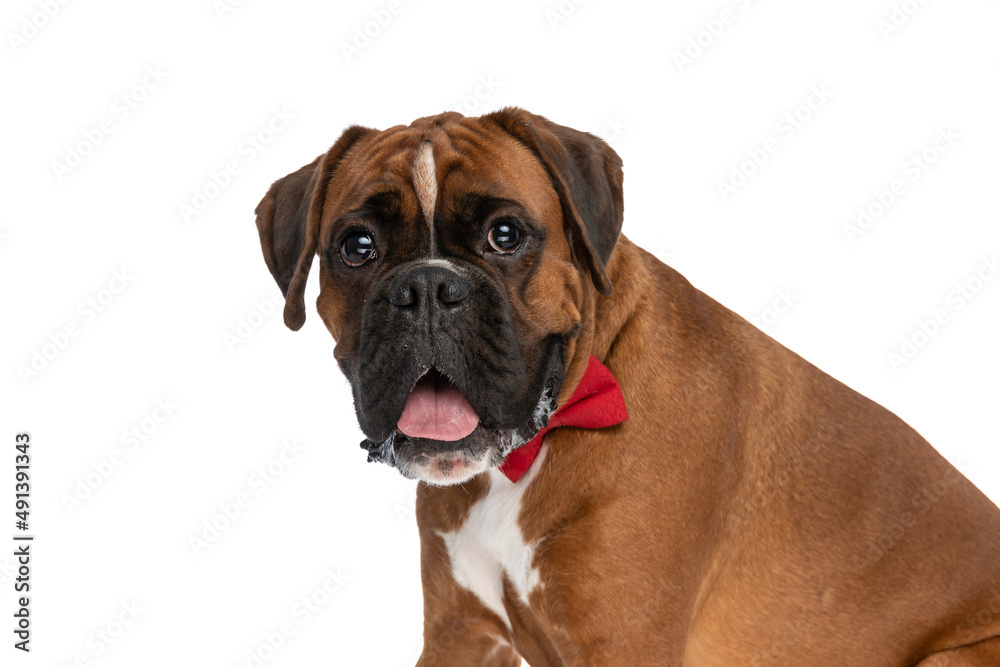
top-left (488, 218), bottom-right (522, 253)
top-left (341, 231), bottom-right (376, 267)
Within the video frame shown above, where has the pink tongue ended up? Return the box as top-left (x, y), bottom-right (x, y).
top-left (397, 377), bottom-right (480, 441)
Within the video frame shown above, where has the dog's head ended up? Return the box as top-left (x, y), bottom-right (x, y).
top-left (254, 108), bottom-right (623, 485)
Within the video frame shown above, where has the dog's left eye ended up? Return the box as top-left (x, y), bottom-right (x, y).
top-left (341, 231), bottom-right (376, 266)
top-left (488, 219), bottom-right (522, 253)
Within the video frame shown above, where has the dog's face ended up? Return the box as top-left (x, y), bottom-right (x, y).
top-left (254, 109), bottom-right (623, 485)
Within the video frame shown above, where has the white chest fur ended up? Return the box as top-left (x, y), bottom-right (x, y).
top-left (438, 446), bottom-right (546, 630)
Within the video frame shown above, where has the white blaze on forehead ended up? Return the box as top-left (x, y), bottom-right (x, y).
top-left (412, 141), bottom-right (438, 232)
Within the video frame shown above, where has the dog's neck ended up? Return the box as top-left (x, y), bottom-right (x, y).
top-left (559, 235), bottom-right (647, 405)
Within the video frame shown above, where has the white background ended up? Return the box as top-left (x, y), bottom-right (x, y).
top-left (2, 0), bottom-right (998, 665)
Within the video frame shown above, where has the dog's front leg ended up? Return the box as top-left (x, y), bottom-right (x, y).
top-left (414, 481), bottom-right (523, 667)
top-left (416, 606), bottom-right (521, 667)
top-left (414, 530), bottom-right (521, 666)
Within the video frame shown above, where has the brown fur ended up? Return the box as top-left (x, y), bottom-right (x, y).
top-left (254, 109), bottom-right (1000, 666)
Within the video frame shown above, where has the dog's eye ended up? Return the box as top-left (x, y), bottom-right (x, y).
top-left (488, 219), bottom-right (521, 253)
top-left (341, 231), bottom-right (376, 266)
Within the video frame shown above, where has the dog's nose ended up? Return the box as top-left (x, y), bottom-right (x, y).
top-left (389, 266), bottom-right (469, 313)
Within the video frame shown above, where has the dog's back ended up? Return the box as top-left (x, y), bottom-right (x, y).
top-left (627, 241), bottom-right (1000, 665)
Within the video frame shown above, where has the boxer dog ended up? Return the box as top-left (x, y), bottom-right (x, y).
top-left (253, 108), bottom-right (1000, 666)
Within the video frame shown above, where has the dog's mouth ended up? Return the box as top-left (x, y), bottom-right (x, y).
top-left (359, 336), bottom-right (567, 483)
top-left (396, 368), bottom-right (480, 442)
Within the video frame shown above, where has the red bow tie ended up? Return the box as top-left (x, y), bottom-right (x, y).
top-left (499, 355), bottom-right (629, 482)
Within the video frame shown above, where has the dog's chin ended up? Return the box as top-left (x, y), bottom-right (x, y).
top-left (399, 444), bottom-right (494, 486)
top-left (364, 426), bottom-right (518, 486)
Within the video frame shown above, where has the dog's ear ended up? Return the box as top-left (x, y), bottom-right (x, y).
top-left (254, 125), bottom-right (376, 330)
top-left (254, 153), bottom-right (323, 301)
top-left (482, 107), bottom-right (624, 296)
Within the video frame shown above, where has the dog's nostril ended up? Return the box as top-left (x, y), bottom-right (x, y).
top-left (390, 266), bottom-right (469, 311)
top-left (390, 283), bottom-right (418, 308)
top-left (438, 279), bottom-right (468, 306)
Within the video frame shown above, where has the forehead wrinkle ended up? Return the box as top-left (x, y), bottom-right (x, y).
top-left (331, 134), bottom-right (416, 211)
top-left (344, 127), bottom-right (424, 191)
top-left (319, 174), bottom-right (407, 242)
top-left (322, 127), bottom-right (445, 259)
top-left (440, 128), bottom-right (555, 218)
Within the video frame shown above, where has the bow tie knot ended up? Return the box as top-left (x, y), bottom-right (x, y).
top-left (499, 355), bottom-right (629, 482)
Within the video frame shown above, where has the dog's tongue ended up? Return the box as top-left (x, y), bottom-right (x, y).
top-left (397, 373), bottom-right (479, 441)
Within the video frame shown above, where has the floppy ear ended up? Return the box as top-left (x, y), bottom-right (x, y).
top-left (482, 107), bottom-right (624, 296)
top-left (254, 125), bottom-right (376, 330)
